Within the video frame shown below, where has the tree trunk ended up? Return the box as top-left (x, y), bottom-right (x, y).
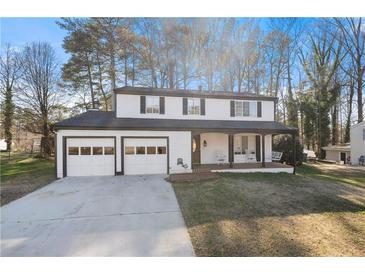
top-left (41, 114), bottom-right (51, 158)
top-left (3, 86), bottom-right (14, 151)
top-left (344, 80), bottom-right (355, 143)
top-left (357, 75), bottom-right (363, 123)
top-left (331, 102), bottom-right (339, 145)
top-left (86, 55), bottom-right (95, 109)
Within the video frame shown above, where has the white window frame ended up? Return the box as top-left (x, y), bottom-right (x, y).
top-left (234, 100), bottom-right (257, 117)
top-left (188, 98), bottom-right (201, 115)
top-left (146, 96), bottom-right (160, 114)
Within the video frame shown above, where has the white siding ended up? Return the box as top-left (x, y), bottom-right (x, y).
top-left (350, 121), bottom-right (365, 165)
top-left (56, 130), bottom-right (191, 178)
top-left (325, 150), bottom-right (340, 162)
top-left (200, 133), bottom-right (229, 164)
top-left (116, 94), bottom-right (274, 121)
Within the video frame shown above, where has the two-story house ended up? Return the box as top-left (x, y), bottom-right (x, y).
top-left (54, 86), bottom-right (297, 177)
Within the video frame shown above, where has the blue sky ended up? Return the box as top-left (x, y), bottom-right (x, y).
top-left (1, 17), bottom-right (69, 63)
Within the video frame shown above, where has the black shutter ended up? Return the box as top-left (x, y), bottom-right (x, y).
top-left (230, 101), bottom-right (235, 117)
top-left (183, 98), bottom-right (188, 115)
top-left (228, 134), bottom-right (234, 164)
top-left (257, 101), bottom-right (262, 117)
top-left (159, 97), bottom-right (165, 114)
top-left (140, 96), bottom-right (146, 114)
top-left (256, 135), bottom-right (261, 162)
top-left (200, 98), bottom-right (205, 115)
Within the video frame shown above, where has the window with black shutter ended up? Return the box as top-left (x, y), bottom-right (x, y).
top-left (200, 98), bottom-right (205, 115)
top-left (230, 100), bottom-right (235, 117)
top-left (257, 101), bottom-right (262, 117)
top-left (183, 98), bottom-right (188, 115)
top-left (140, 96), bottom-right (146, 114)
top-left (159, 97), bottom-right (165, 114)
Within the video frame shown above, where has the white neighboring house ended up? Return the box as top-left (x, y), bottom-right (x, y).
top-left (54, 87), bottom-right (298, 177)
top-left (350, 121), bottom-right (365, 165)
top-left (322, 144), bottom-right (351, 164)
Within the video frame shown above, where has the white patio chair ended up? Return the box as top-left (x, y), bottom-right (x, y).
top-left (215, 150), bottom-right (226, 164)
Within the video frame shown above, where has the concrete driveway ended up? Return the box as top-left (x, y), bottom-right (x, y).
top-left (0, 175), bottom-right (194, 256)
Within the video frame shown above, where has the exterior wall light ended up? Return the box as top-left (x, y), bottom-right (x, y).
top-left (203, 140), bottom-right (207, 147)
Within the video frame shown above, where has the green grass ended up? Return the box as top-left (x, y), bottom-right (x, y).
top-left (297, 163), bottom-right (365, 187)
top-left (1, 152), bottom-right (55, 183)
top-left (1, 152), bottom-right (55, 205)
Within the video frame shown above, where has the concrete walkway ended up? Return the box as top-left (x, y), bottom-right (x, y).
top-left (1, 175), bottom-right (194, 256)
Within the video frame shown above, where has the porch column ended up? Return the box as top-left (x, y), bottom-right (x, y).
top-left (228, 134), bottom-right (234, 168)
top-left (292, 133), bottom-right (296, 174)
top-left (261, 134), bottom-right (266, 167)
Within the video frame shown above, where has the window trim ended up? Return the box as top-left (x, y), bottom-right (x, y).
top-left (234, 100), bottom-right (257, 117)
top-left (68, 147), bottom-right (79, 155)
top-left (80, 147), bottom-right (91, 155)
top-left (136, 146), bottom-right (146, 154)
top-left (104, 146), bottom-right (115, 155)
top-left (92, 146), bottom-right (103, 155)
top-left (187, 98), bottom-right (201, 115)
top-left (145, 95), bottom-right (160, 114)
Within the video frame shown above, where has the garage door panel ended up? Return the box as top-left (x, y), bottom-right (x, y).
top-left (124, 138), bottom-right (167, 175)
top-left (66, 138), bottom-right (115, 177)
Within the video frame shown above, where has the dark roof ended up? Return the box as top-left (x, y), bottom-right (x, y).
top-left (114, 86), bottom-right (277, 101)
top-left (54, 111), bottom-right (297, 134)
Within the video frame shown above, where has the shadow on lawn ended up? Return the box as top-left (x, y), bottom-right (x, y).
top-left (173, 171), bottom-right (365, 256)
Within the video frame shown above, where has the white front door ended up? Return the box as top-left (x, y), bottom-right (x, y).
top-left (124, 138), bottom-right (168, 175)
top-left (66, 138), bottom-right (115, 176)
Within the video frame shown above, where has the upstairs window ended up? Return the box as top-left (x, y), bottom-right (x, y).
top-left (188, 98), bottom-right (201, 115)
top-left (146, 96), bottom-right (160, 114)
top-left (234, 101), bottom-right (257, 117)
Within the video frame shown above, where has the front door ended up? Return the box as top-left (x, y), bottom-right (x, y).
top-left (340, 152), bottom-right (346, 163)
top-left (192, 135), bottom-right (201, 164)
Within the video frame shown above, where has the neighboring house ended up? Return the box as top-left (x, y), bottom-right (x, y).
top-left (350, 121), bottom-right (365, 165)
top-left (322, 144), bottom-right (351, 164)
top-left (54, 87), bottom-right (297, 177)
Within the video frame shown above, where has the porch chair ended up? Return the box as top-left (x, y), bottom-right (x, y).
top-left (215, 150), bottom-right (227, 164)
top-left (272, 151), bottom-right (283, 162)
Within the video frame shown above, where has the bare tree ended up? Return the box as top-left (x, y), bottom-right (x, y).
top-left (335, 18), bottom-right (365, 123)
top-left (0, 44), bottom-right (22, 151)
top-left (17, 42), bottom-right (59, 158)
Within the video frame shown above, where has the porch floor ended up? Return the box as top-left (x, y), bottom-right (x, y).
top-left (192, 162), bottom-right (293, 173)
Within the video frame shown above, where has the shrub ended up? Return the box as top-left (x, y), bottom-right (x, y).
top-left (272, 135), bottom-right (303, 165)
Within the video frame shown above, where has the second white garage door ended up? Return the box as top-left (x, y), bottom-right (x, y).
top-left (124, 138), bottom-right (168, 175)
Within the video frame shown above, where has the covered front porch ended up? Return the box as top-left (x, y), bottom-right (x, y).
top-left (191, 128), bottom-right (298, 174)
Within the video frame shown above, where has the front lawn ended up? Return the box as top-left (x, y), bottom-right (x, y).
top-left (1, 152), bottom-right (55, 205)
top-left (172, 164), bottom-right (365, 256)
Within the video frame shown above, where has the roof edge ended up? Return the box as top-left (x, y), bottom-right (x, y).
top-left (113, 86), bottom-right (278, 101)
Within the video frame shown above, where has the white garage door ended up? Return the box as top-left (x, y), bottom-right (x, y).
top-left (66, 138), bottom-right (115, 176)
top-left (124, 138), bottom-right (168, 175)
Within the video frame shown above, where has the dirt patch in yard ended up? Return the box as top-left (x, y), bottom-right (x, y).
top-left (172, 172), bottom-right (365, 256)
